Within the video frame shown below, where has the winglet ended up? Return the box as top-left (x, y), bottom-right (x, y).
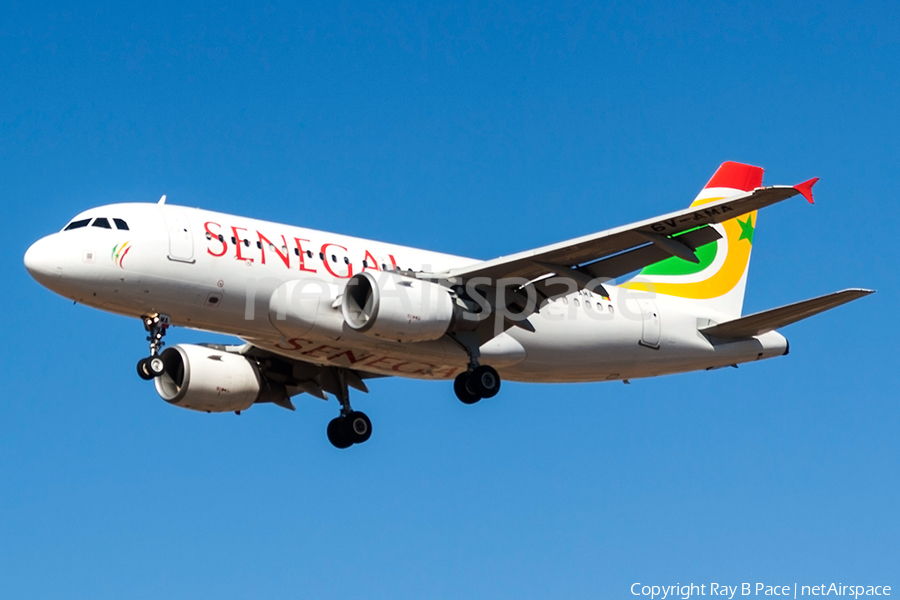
top-left (158, 195), bottom-right (167, 205)
top-left (794, 177), bottom-right (818, 204)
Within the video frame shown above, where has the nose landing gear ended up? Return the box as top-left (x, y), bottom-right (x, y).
top-left (136, 314), bottom-right (170, 381)
top-left (137, 355), bottom-right (165, 380)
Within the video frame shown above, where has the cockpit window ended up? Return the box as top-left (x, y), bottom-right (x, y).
top-left (113, 218), bottom-right (129, 230)
top-left (64, 219), bottom-right (91, 231)
top-left (92, 217), bottom-right (112, 229)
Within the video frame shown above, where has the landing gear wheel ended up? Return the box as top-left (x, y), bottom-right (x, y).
top-left (454, 372), bottom-right (481, 404)
top-left (136, 358), bottom-right (154, 381)
top-left (327, 417), bottom-right (353, 449)
top-left (148, 355), bottom-right (165, 377)
top-left (324, 368), bottom-right (373, 449)
top-left (467, 365), bottom-right (501, 399)
top-left (136, 314), bottom-right (170, 381)
top-left (347, 411), bottom-right (372, 444)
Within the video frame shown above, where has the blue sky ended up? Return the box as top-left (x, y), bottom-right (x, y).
top-left (2, 1), bottom-right (898, 598)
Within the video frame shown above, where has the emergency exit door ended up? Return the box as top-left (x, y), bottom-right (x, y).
top-left (638, 299), bottom-right (660, 349)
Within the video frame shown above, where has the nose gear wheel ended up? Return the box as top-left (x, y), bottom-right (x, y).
top-left (135, 314), bottom-right (170, 380)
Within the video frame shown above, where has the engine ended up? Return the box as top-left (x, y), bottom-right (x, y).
top-left (341, 271), bottom-right (460, 342)
top-left (154, 344), bottom-right (282, 413)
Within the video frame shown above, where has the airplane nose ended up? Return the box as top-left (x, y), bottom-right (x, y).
top-left (24, 235), bottom-right (64, 283)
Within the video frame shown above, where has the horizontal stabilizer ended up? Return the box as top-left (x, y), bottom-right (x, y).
top-left (700, 288), bottom-right (874, 339)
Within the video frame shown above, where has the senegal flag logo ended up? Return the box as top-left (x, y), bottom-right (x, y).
top-left (112, 241), bottom-right (132, 268)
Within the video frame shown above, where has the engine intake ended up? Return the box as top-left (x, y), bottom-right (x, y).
top-left (155, 344), bottom-right (282, 413)
top-left (341, 271), bottom-right (458, 342)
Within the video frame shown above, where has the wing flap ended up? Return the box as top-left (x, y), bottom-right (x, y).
top-left (700, 288), bottom-right (874, 339)
top-left (578, 225), bottom-right (722, 281)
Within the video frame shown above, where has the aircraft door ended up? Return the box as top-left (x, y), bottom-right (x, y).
top-left (638, 299), bottom-right (661, 348)
top-left (159, 205), bottom-right (195, 263)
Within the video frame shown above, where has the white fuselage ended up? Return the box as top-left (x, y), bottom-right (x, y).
top-left (24, 202), bottom-right (788, 383)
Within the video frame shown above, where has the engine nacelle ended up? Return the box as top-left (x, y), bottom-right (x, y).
top-left (155, 344), bottom-right (265, 413)
top-left (342, 271), bottom-right (456, 342)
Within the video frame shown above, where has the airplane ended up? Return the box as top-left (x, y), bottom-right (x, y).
top-left (23, 161), bottom-right (873, 448)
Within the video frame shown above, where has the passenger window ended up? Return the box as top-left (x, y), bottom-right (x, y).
top-left (64, 219), bottom-right (91, 231)
top-left (306, 250), bottom-right (313, 259)
top-left (113, 218), bottom-right (129, 230)
top-left (92, 217), bottom-right (112, 229)
top-left (574, 298), bottom-right (580, 307)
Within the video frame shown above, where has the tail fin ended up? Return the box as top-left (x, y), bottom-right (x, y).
top-left (622, 161), bottom-right (764, 317)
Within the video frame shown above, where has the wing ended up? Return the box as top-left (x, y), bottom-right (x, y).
top-left (438, 182), bottom-right (816, 292)
top-left (200, 342), bottom-right (388, 410)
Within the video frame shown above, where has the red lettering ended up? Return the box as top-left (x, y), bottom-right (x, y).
top-left (388, 254), bottom-right (398, 270)
top-left (321, 243), bottom-right (353, 278)
top-left (327, 349), bottom-right (368, 365)
top-left (274, 338), bottom-right (302, 351)
top-left (391, 362), bottom-right (433, 375)
top-left (230, 226), bottom-right (253, 262)
top-left (204, 222), bottom-right (227, 257)
top-left (432, 366), bottom-right (463, 378)
top-left (293, 238), bottom-right (317, 273)
top-left (257, 231), bottom-right (291, 268)
top-left (273, 337), bottom-right (315, 351)
top-left (363, 250), bottom-right (380, 271)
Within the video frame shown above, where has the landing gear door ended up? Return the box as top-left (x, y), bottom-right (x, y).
top-left (638, 299), bottom-right (661, 349)
top-left (159, 206), bottom-right (195, 263)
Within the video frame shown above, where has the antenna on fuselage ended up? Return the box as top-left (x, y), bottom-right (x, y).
top-left (157, 195), bottom-right (167, 205)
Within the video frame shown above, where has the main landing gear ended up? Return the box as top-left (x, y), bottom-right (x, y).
top-left (325, 368), bottom-right (372, 449)
top-left (449, 332), bottom-right (502, 405)
top-left (327, 411), bottom-right (372, 449)
top-left (136, 314), bottom-right (169, 381)
top-left (453, 365), bottom-right (501, 404)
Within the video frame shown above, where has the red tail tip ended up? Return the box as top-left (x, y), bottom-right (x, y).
top-left (794, 177), bottom-right (819, 204)
top-left (705, 161), bottom-right (764, 192)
